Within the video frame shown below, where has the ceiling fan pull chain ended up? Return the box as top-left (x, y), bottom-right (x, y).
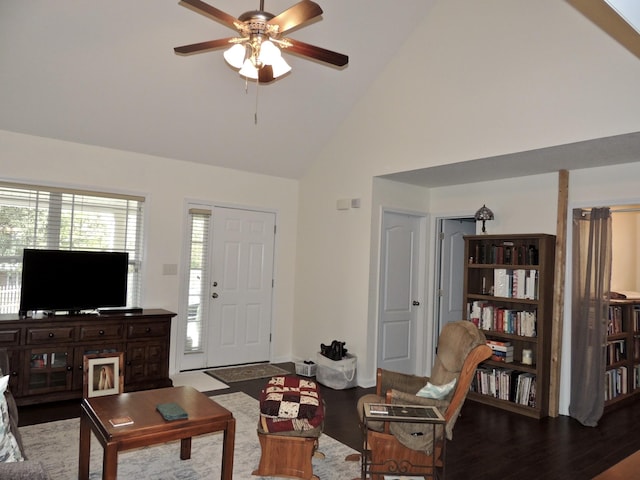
top-left (254, 81), bottom-right (260, 125)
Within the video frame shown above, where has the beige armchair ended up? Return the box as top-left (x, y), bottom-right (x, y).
top-left (350, 320), bottom-right (491, 479)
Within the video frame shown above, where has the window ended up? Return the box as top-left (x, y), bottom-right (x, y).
top-left (184, 208), bottom-right (211, 353)
top-left (0, 182), bottom-right (145, 313)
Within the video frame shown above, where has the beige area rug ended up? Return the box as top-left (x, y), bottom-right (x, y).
top-left (19, 391), bottom-right (360, 479)
top-left (205, 363), bottom-right (292, 383)
top-left (170, 370), bottom-right (229, 392)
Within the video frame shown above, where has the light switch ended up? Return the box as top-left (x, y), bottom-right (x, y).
top-left (336, 199), bottom-right (351, 210)
top-left (162, 264), bottom-right (178, 276)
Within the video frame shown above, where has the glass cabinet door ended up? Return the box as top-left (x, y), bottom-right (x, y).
top-left (25, 347), bottom-right (73, 394)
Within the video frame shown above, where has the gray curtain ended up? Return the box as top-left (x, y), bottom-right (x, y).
top-left (568, 207), bottom-right (612, 427)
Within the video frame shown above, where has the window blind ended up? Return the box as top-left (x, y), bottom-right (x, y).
top-left (184, 208), bottom-right (211, 353)
top-left (0, 182), bottom-right (145, 313)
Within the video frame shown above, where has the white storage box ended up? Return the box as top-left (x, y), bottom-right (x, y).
top-left (295, 361), bottom-right (317, 377)
top-left (315, 352), bottom-right (357, 389)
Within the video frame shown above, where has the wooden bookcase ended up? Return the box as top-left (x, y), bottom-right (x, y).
top-left (605, 300), bottom-right (640, 409)
top-left (462, 234), bottom-right (556, 419)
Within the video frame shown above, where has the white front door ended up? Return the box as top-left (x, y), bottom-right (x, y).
top-left (179, 206), bottom-right (275, 370)
top-left (208, 207), bottom-right (275, 366)
top-left (436, 218), bottom-right (475, 334)
top-left (378, 211), bottom-right (423, 374)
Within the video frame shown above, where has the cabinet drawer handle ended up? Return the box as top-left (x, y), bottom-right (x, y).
top-left (66, 366), bottom-right (73, 371)
top-left (146, 327), bottom-right (152, 334)
top-left (99, 330), bottom-right (105, 335)
top-left (48, 332), bottom-right (54, 338)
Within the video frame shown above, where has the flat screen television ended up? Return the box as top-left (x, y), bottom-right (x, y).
top-left (19, 249), bottom-right (129, 315)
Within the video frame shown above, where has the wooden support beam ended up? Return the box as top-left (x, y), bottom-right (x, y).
top-left (549, 170), bottom-right (569, 417)
top-left (566, 0), bottom-right (640, 61)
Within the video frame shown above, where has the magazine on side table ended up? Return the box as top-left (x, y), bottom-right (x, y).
top-left (364, 403), bottom-right (444, 422)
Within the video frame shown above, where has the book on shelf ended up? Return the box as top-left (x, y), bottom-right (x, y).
top-left (468, 301), bottom-right (537, 337)
top-left (473, 367), bottom-right (537, 406)
top-left (605, 366), bottom-right (628, 401)
top-left (487, 340), bottom-right (514, 363)
top-left (608, 305), bottom-right (623, 335)
top-left (486, 339), bottom-right (513, 349)
top-left (470, 241), bottom-right (539, 266)
top-left (491, 352), bottom-right (514, 363)
top-left (606, 339), bottom-right (627, 365)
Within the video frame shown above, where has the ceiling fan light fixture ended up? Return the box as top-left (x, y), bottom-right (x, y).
top-left (239, 58), bottom-right (259, 79)
top-left (223, 43), bottom-right (247, 69)
top-left (271, 55), bottom-right (291, 78)
top-left (258, 40), bottom-right (281, 65)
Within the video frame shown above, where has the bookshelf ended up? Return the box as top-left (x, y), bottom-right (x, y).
top-left (463, 233), bottom-right (556, 419)
top-left (605, 300), bottom-right (640, 409)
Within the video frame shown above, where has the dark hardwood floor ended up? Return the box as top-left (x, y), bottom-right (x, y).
top-left (17, 363), bottom-right (640, 480)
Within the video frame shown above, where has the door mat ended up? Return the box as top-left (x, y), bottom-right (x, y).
top-left (204, 363), bottom-right (292, 383)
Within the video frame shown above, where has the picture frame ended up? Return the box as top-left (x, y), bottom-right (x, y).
top-left (83, 352), bottom-right (124, 398)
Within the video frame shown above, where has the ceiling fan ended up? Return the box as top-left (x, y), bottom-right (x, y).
top-left (174, 0), bottom-right (349, 83)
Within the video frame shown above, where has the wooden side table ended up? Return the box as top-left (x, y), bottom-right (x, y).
top-left (361, 403), bottom-right (446, 480)
top-left (79, 386), bottom-right (235, 480)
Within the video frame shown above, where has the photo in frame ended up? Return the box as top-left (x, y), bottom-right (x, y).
top-left (83, 352), bottom-right (124, 398)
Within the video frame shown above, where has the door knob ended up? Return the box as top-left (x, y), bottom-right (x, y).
top-left (212, 293), bottom-right (219, 299)
top-left (412, 301), bottom-right (420, 306)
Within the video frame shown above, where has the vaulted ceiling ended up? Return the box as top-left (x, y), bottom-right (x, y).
top-left (0, 1), bottom-right (435, 179)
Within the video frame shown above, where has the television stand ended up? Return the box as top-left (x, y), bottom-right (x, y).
top-left (0, 308), bottom-right (175, 406)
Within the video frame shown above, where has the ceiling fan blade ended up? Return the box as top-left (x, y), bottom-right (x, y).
top-left (268, 0), bottom-right (323, 36)
top-left (179, 0), bottom-right (239, 30)
top-left (258, 65), bottom-right (275, 83)
top-left (284, 39), bottom-right (348, 67)
top-left (174, 37), bottom-right (236, 55)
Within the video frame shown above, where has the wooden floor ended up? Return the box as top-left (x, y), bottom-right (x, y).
top-left (17, 363), bottom-right (640, 480)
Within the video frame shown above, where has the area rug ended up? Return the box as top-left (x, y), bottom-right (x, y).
top-left (19, 391), bottom-right (360, 479)
top-left (170, 371), bottom-right (229, 392)
top-left (205, 363), bottom-right (291, 383)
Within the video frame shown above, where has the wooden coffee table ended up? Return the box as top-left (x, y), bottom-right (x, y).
top-left (79, 386), bottom-right (235, 480)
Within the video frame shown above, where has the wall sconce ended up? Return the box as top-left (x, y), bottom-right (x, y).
top-left (474, 204), bottom-right (494, 234)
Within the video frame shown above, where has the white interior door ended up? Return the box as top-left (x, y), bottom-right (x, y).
top-left (208, 207), bottom-right (275, 367)
top-left (436, 218), bottom-right (475, 334)
top-left (378, 211), bottom-right (423, 374)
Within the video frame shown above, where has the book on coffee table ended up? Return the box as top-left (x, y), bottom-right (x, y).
top-left (156, 402), bottom-right (188, 421)
top-left (109, 416), bottom-right (134, 427)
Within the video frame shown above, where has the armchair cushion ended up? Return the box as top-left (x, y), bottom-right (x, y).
top-left (416, 378), bottom-right (457, 400)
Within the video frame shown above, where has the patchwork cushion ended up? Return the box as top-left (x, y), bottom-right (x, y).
top-left (259, 375), bottom-right (324, 433)
top-left (0, 375), bottom-right (24, 462)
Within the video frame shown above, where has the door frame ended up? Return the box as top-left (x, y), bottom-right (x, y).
top-left (174, 199), bottom-right (278, 373)
top-left (430, 214), bottom-right (475, 369)
top-left (377, 208), bottom-right (428, 376)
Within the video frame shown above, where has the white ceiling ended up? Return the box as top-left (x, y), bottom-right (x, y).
top-left (2, 1), bottom-right (640, 186)
top-left (0, 0), bottom-right (435, 179)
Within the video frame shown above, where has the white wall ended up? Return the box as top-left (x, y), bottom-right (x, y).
top-left (0, 130), bottom-right (299, 373)
top-left (611, 210), bottom-right (640, 292)
top-left (294, 0), bottom-right (640, 401)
